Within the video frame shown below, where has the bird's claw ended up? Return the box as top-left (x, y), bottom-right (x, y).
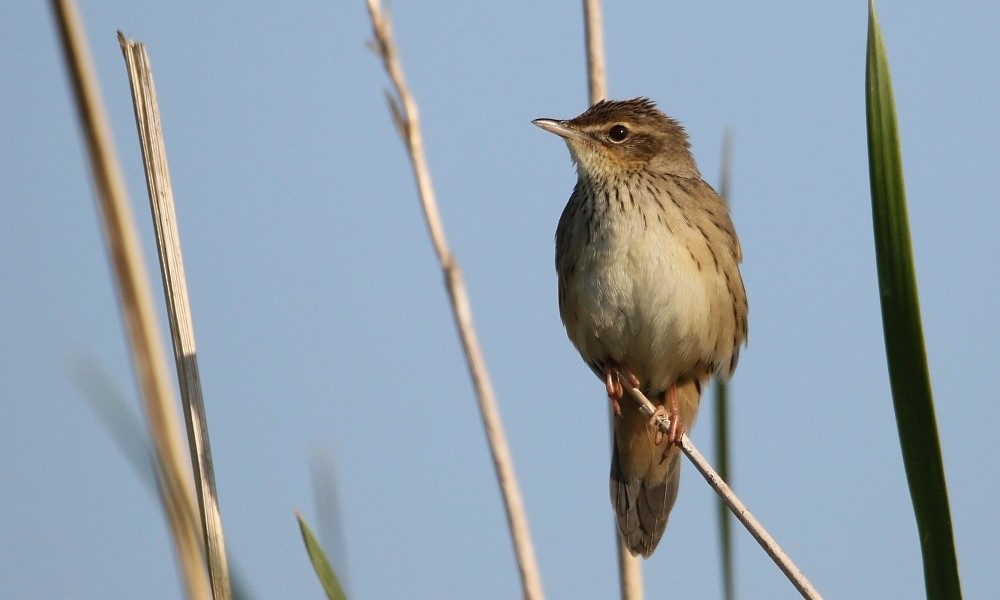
top-left (649, 385), bottom-right (684, 462)
top-left (603, 364), bottom-right (639, 417)
top-left (604, 367), bottom-right (622, 416)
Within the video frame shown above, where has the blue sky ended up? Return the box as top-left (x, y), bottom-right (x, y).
top-left (2, 2), bottom-right (998, 599)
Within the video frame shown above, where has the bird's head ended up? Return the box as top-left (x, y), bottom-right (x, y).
top-left (533, 97), bottom-right (700, 180)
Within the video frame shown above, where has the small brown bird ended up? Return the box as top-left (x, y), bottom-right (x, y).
top-left (533, 98), bottom-right (748, 557)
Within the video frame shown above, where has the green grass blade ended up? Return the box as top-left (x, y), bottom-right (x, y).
top-left (714, 377), bottom-right (735, 600)
top-left (71, 359), bottom-right (258, 599)
top-left (865, 3), bottom-right (962, 598)
top-left (310, 453), bottom-right (352, 595)
top-left (714, 129), bottom-right (735, 600)
top-left (296, 512), bottom-right (348, 600)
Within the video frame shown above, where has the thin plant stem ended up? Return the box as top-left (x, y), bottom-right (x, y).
top-left (365, 2), bottom-right (544, 599)
top-left (582, 2), bottom-right (643, 597)
top-left (583, 0), bottom-right (607, 105)
top-left (715, 129), bottom-right (736, 600)
top-left (49, 2), bottom-right (208, 598)
top-left (617, 372), bottom-right (822, 600)
top-left (118, 33), bottom-right (232, 600)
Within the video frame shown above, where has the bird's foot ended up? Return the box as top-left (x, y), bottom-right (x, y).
top-left (650, 384), bottom-right (684, 460)
top-left (603, 363), bottom-right (639, 417)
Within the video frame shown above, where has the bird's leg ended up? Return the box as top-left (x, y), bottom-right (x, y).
top-left (603, 363), bottom-right (640, 417)
top-left (603, 365), bottom-right (622, 416)
top-left (650, 383), bottom-right (685, 455)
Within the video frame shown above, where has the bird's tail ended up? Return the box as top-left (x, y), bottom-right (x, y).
top-left (609, 378), bottom-right (701, 557)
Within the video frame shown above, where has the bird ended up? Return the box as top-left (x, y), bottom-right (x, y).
top-left (533, 97), bottom-right (748, 557)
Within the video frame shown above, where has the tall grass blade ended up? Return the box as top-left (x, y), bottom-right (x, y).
top-left (71, 359), bottom-right (256, 600)
top-left (311, 453), bottom-right (352, 597)
top-left (714, 129), bottom-right (735, 600)
top-left (865, 3), bottom-right (962, 598)
top-left (296, 513), bottom-right (348, 600)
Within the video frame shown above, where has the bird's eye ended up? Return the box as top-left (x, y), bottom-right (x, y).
top-left (608, 124), bottom-right (630, 142)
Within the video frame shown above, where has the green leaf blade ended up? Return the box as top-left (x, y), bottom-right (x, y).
top-left (714, 129), bottom-right (736, 600)
top-left (865, 3), bottom-right (962, 599)
top-left (296, 512), bottom-right (348, 600)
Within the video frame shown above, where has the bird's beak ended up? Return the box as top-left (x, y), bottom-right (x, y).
top-left (532, 118), bottom-right (591, 145)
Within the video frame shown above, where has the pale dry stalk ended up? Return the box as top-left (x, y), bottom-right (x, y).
top-left (49, 2), bottom-right (209, 598)
top-left (365, 2), bottom-right (544, 599)
top-left (583, 0), bottom-right (608, 106)
top-left (580, 2), bottom-right (819, 596)
top-left (581, 2), bottom-right (643, 598)
top-left (118, 34), bottom-right (232, 600)
top-left (617, 374), bottom-right (823, 600)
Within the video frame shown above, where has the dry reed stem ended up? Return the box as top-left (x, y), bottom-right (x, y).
top-left (617, 374), bottom-right (823, 600)
top-left (365, 2), bottom-right (544, 599)
top-left (49, 2), bottom-right (209, 598)
top-left (582, 2), bottom-right (643, 597)
top-left (581, 2), bottom-right (817, 595)
top-left (118, 34), bottom-right (232, 600)
top-left (583, 0), bottom-right (608, 105)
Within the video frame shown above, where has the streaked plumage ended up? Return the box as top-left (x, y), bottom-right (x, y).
top-left (534, 98), bottom-right (747, 556)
